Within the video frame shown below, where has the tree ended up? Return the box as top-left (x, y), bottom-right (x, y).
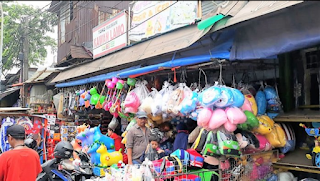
top-left (1, 2), bottom-right (58, 76)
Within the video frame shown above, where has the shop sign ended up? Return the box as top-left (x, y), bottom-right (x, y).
top-left (93, 11), bottom-right (128, 59)
top-left (129, 1), bottom-right (199, 42)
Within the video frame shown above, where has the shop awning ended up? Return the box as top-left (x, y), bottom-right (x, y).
top-left (117, 53), bottom-right (229, 78)
top-left (0, 87), bottom-right (20, 100)
top-left (50, 24), bottom-right (213, 83)
top-left (55, 65), bottom-right (141, 88)
top-left (25, 67), bottom-right (66, 84)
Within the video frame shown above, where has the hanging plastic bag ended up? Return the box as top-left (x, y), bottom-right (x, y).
top-left (214, 87), bottom-right (234, 108)
top-left (198, 86), bottom-right (221, 107)
top-left (151, 91), bottom-right (163, 116)
top-left (225, 107), bottom-right (247, 125)
top-left (160, 81), bottom-right (174, 119)
top-left (208, 108), bottom-right (228, 130)
top-left (197, 108), bottom-right (213, 128)
top-left (217, 130), bottom-right (240, 156)
top-left (255, 90), bottom-right (267, 115)
top-left (140, 88), bottom-right (157, 115)
top-left (201, 131), bottom-right (220, 156)
top-left (124, 91), bottom-right (140, 114)
top-left (264, 85), bottom-right (282, 118)
top-left (230, 88), bottom-right (245, 108)
top-left (131, 80), bottom-right (150, 104)
top-left (166, 83), bottom-right (186, 115)
top-left (179, 91), bottom-right (198, 116)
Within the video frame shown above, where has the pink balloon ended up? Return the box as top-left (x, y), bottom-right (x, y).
top-left (208, 108), bottom-right (228, 130)
top-left (197, 108), bottom-right (213, 128)
top-left (118, 79), bottom-right (125, 84)
top-left (107, 82), bottom-right (116, 89)
top-left (112, 77), bottom-right (118, 83)
top-left (225, 107), bottom-right (247, 124)
top-left (241, 98), bottom-right (253, 112)
top-left (224, 121), bottom-right (237, 132)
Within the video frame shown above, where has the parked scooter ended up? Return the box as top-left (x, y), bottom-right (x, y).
top-left (36, 141), bottom-right (93, 181)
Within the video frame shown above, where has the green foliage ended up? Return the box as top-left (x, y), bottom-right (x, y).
top-left (1, 2), bottom-right (57, 73)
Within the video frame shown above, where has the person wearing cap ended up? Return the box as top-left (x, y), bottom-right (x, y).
top-left (126, 111), bottom-right (151, 165)
top-left (0, 125), bottom-right (42, 181)
top-left (107, 119), bottom-right (125, 153)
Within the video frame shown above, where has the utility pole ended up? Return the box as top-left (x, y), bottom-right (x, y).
top-left (21, 17), bottom-right (29, 107)
top-left (0, 2), bottom-right (3, 93)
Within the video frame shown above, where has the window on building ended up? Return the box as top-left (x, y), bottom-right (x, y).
top-left (59, 2), bottom-right (72, 45)
top-left (98, 11), bottom-right (111, 24)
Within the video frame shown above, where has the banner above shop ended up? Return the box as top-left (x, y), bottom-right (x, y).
top-left (93, 11), bottom-right (128, 59)
top-left (129, 1), bottom-right (199, 42)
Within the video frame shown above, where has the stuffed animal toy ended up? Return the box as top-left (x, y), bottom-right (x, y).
top-left (237, 110), bottom-right (259, 131)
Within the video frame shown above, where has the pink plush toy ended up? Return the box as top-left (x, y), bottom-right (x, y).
top-left (224, 121), bottom-right (237, 132)
top-left (124, 92), bottom-right (140, 113)
top-left (225, 107), bottom-right (247, 124)
top-left (197, 108), bottom-right (213, 128)
top-left (208, 108), bottom-right (228, 130)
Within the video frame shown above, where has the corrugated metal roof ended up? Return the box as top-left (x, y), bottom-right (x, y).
top-left (50, 24), bottom-right (212, 83)
top-left (0, 87), bottom-right (20, 100)
top-left (25, 67), bottom-right (67, 84)
top-left (70, 45), bottom-right (92, 59)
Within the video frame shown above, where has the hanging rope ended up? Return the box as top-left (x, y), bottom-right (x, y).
top-left (198, 68), bottom-right (208, 90)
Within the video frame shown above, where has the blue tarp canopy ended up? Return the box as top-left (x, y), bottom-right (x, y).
top-left (55, 65), bottom-right (141, 88)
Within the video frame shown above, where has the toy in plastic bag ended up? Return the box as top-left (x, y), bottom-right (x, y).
top-left (214, 87), bottom-right (234, 108)
top-left (179, 91), bottom-right (198, 116)
top-left (124, 91), bottom-right (140, 114)
top-left (279, 123), bottom-right (296, 154)
top-left (224, 121), bottom-right (237, 132)
top-left (140, 97), bottom-right (154, 115)
top-left (190, 107), bottom-right (203, 121)
top-left (208, 108), bottom-right (229, 130)
top-left (131, 80), bottom-right (150, 105)
top-left (201, 131), bottom-right (220, 156)
top-left (198, 86), bottom-right (221, 107)
top-left (265, 123), bottom-right (286, 148)
top-left (241, 97), bottom-right (253, 113)
top-left (217, 130), bottom-right (240, 156)
top-left (253, 115), bottom-right (274, 135)
top-left (264, 86), bottom-right (282, 118)
top-left (197, 108), bottom-right (213, 128)
top-left (166, 83), bottom-right (190, 115)
top-left (192, 128), bottom-right (209, 152)
top-left (230, 88), bottom-right (245, 108)
top-left (245, 94), bottom-right (258, 116)
top-left (151, 91), bottom-right (163, 116)
top-left (255, 90), bottom-right (267, 115)
top-left (160, 81), bottom-right (175, 119)
top-left (237, 110), bottom-right (259, 131)
top-left (225, 107), bottom-right (247, 125)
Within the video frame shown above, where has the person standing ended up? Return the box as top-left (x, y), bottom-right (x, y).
top-left (126, 111), bottom-right (151, 165)
top-left (0, 125), bottom-right (42, 181)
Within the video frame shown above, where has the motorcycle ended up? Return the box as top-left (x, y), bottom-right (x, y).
top-left (36, 141), bottom-right (93, 181)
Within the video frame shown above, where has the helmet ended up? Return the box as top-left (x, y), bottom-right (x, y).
top-left (25, 137), bottom-right (37, 150)
top-left (53, 141), bottom-right (74, 159)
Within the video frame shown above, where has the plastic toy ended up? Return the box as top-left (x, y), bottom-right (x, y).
top-left (225, 107), bottom-right (247, 125)
top-left (192, 128), bottom-right (209, 152)
top-left (197, 108), bottom-right (213, 128)
top-left (253, 115), bottom-right (273, 135)
top-left (77, 123), bottom-right (89, 133)
top-left (166, 87), bottom-right (184, 114)
top-left (201, 131), bottom-right (220, 156)
top-left (97, 144), bottom-right (123, 167)
top-left (264, 86), bottom-right (281, 118)
top-left (208, 108), bottom-right (228, 130)
top-left (214, 87), bottom-right (234, 108)
top-left (87, 142), bottom-right (101, 165)
top-left (237, 110), bottom-right (259, 131)
top-left (300, 123), bottom-right (320, 167)
top-left (255, 90), bottom-right (267, 115)
top-left (179, 91), bottom-right (198, 116)
top-left (241, 97), bottom-right (253, 113)
top-left (265, 123), bottom-right (286, 148)
top-left (244, 94), bottom-right (258, 116)
top-left (124, 91), bottom-right (140, 114)
top-left (93, 125), bottom-right (115, 150)
top-left (198, 86), bottom-right (221, 107)
top-left (279, 123), bottom-right (296, 154)
top-left (230, 88), bottom-right (245, 108)
top-left (224, 121), bottom-right (237, 132)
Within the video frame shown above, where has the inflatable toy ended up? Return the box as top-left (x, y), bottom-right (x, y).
top-left (255, 90), bottom-right (267, 115)
top-left (97, 144), bottom-right (123, 167)
top-left (190, 107), bottom-right (203, 121)
top-left (208, 108), bottom-right (228, 130)
top-left (241, 98), bottom-right (253, 113)
top-left (214, 87), bottom-right (233, 108)
top-left (225, 107), bottom-right (247, 124)
top-left (93, 125), bottom-right (115, 150)
top-left (279, 123), bottom-right (296, 154)
top-left (179, 91), bottom-right (198, 116)
top-left (87, 142), bottom-right (101, 165)
top-left (245, 94), bottom-right (258, 115)
top-left (230, 88), bottom-right (245, 108)
top-left (201, 131), bottom-right (220, 156)
top-left (224, 121), bottom-right (237, 132)
top-left (90, 87), bottom-right (98, 95)
top-left (264, 86), bottom-right (281, 118)
top-left (237, 110), bottom-right (259, 131)
top-left (197, 108), bottom-right (213, 128)
top-left (77, 124), bottom-right (89, 133)
top-left (198, 86), bottom-right (221, 107)
top-left (253, 115), bottom-right (273, 135)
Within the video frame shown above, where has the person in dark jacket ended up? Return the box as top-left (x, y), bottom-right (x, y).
top-left (173, 122), bottom-right (189, 151)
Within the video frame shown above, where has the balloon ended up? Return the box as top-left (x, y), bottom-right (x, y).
top-left (84, 93), bottom-right (91, 101)
top-left (197, 108), bottom-right (213, 128)
top-left (245, 94), bottom-right (258, 116)
top-left (112, 77), bottom-right (119, 84)
top-left (225, 107), bottom-right (247, 124)
top-left (224, 121), bottom-right (237, 132)
top-left (116, 82), bottom-right (124, 89)
top-left (97, 144), bottom-right (123, 167)
top-left (90, 87), bottom-right (98, 95)
top-left (79, 97), bottom-right (85, 106)
top-left (214, 87), bottom-right (234, 108)
top-left (105, 79), bottom-right (111, 86)
top-left (107, 81), bottom-right (116, 89)
top-left (255, 91), bottom-right (267, 115)
top-left (100, 96), bottom-right (106, 104)
top-left (208, 108), bottom-right (228, 130)
top-left (230, 88), bottom-right (245, 108)
top-left (127, 78), bottom-right (136, 86)
top-left (198, 86), bottom-right (221, 107)
top-left (90, 94), bottom-right (100, 105)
